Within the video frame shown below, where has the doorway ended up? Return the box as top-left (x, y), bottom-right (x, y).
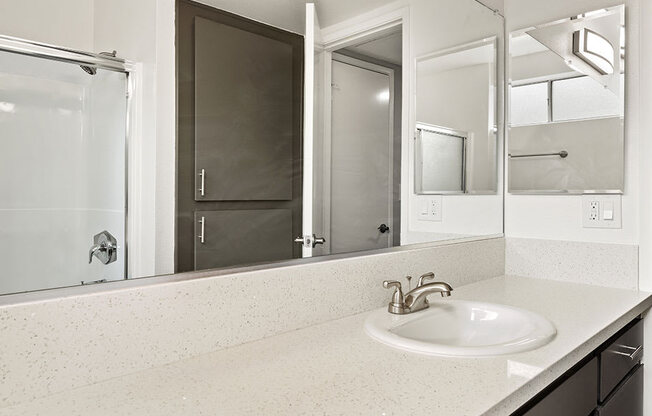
top-left (309, 24), bottom-right (403, 256)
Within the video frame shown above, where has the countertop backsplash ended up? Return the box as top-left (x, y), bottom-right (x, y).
top-left (0, 237), bottom-right (504, 408)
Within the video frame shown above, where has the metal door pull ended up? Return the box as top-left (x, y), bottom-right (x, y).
top-left (198, 168), bottom-right (206, 197)
top-left (608, 344), bottom-right (643, 361)
top-left (198, 216), bottom-right (205, 244)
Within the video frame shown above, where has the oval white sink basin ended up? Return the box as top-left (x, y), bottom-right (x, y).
top-left (364, 300), bottom-right (556, 357)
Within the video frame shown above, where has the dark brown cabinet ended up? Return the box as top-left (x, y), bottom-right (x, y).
top-left (522, 358), bottom-right (597, 416)
top-left (599, 319), bottom-right (643, 402)
top-left (597, 364), bottom-right (644, 416)
top-left (514, 318), bottom-right (644, 416)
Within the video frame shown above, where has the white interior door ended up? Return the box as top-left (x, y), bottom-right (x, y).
top-left (302, 3), bottom-right (323, 257)
top-left (330, 58), bottom-right (393, 254)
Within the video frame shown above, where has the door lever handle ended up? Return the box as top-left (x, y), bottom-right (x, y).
top-left (294, 234), bottom-right (326, 248)
top-left (89, 244), bottom-right (103, 263)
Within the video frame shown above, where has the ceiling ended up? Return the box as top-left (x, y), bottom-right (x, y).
top-left (417, 43), bottom-right (495, 74)
top-left (199, 0), bottom-right (504, 35)
top-left (314, 0), bottom-right (398, 28)
top-left (342, 29), bottom-right (402, 65)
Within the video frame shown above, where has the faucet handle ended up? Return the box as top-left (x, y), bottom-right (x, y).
top-left (383, 280), bottom-right (406, 313)
top-left (417, 272), bottom-right (435, 287)
top-left (383, 280), bottom-right (402, 292)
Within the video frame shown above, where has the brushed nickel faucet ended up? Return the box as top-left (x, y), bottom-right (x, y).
top-left (383, 272), bottom-right (452, 315)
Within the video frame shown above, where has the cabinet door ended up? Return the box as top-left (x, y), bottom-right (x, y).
top-left (597, 364), bottom-right (643, 416)
top-left (194, 209), bottom-right (293, 270)
top-left (599, 319), bottom-right (643, 401)
top-left (523, 358), bottom-right (597, 416)
top-left (194, 16), bottom-right (295, 202)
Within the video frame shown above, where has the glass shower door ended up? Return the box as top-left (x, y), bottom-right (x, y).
top-left (0, 50), bottom-right (128, 294)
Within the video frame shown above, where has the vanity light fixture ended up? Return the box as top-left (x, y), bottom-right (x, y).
top-left (572, 28), bottom-right (615, 75)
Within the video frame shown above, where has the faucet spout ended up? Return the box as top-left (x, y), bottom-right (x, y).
top-left (404, 282), bottom-right (453, 313)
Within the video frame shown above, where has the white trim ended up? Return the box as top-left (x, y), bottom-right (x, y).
top-left (126, 63), bottom-right (153, 278)
top-left (321, 1), bottom-right (406, 49)
top-left (321, 51), bottom-right (333, 254)
top-left (302, 4), bottom-right (317, 257)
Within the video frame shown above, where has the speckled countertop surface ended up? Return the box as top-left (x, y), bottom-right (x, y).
top-left (1, 275), bottom-right (651, 416)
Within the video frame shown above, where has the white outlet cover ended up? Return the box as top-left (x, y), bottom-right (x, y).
top-left (418, 196), bottom-right (443, 222)
top-left (582, 195), bottom-right (622, 229)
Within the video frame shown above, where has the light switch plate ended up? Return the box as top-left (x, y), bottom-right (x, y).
top-left (582, 195), bottom-right (622, 229)
top-left (418, 196), bottom-right (443, 222)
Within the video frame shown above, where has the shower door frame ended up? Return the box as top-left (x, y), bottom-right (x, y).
top-left (0, 34), bottom-right (140, 282)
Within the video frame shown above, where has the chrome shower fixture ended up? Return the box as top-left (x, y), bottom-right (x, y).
top-left (79, 50), bottom-right (118, 75)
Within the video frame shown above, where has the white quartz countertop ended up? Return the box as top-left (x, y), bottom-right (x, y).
top-left (2, 275), bottom-right (651, 416)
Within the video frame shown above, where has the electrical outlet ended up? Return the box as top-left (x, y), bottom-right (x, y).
top-left (582, 195), bottom-right (621, 229)
top-left (418, 196), bottom-right (443, 222)
top-left (588, 201), bottom-right (599, 222)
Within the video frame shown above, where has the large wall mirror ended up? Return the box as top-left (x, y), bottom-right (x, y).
top-left (0, 0), bottom-right (504, 297)
top-left (508, 5), bottom-right (625, 194)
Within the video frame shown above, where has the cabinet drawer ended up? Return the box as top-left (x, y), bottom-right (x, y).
top-left (599, 319), bottom-right (643, 402)
top-left (597, 364), bottom-right (643, 416)
top-left (523, 357), bottom-right (597, 416)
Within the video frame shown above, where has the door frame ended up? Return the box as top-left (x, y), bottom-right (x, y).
top-left (329, 52), bottom-right (396, 250)
top-left (315, 5), bottom-right (409, 251)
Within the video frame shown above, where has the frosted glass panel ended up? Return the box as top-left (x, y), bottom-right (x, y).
top-left (0, 50), bottom-right (127, 295)
top-left (552, 76), bottom-right (620, 121)
top-left (510, 82), bottom-right (548, 125)
top-left (416, 128), bottom-right (465, 193)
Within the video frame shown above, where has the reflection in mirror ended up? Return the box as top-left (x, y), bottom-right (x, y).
top-left (415, 125), bottom-right (467, 194)
top-left (0, 0), bottom-right (504, 296)
top-left (508, 5), bottom-right (625, 193)
top-left (415, 38), bottom-right (498, 194)
top-left (0, 48), bottom-right (128, 295)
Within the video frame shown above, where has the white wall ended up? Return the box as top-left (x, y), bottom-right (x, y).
top-left (640, 0), bottom-right (652, 292)
top-left (637, 1), bottom-right (652, 414)
top-left (0, 0), bottom-right (94, 50)
top-left (406, 0), bottom-right (504, 241)
top-left (504, 0), bottom-right (640, 246)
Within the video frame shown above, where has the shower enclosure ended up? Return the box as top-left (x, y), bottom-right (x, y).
top-left (0, 36), bottom-right (132, 294)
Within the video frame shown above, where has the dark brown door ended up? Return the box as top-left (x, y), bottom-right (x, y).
top-left (177, 0), bottom-right (303, 272)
